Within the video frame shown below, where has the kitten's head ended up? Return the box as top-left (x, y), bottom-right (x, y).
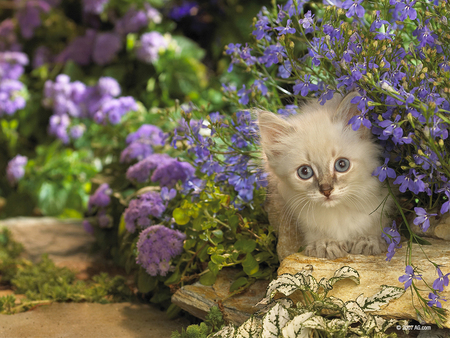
top-left (258, 93), bottom-right (381, 209)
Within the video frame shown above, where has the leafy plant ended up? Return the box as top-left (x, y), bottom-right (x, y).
top-left (171, 306), bottom-right (225, 338)
top-left (212, 266), bottom-right (408, 338)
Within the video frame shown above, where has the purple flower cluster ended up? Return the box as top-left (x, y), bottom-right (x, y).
top-left (126, 153), bottom-right (195, 188)
top-left (169, 1), bottom-right (199, 21)
top-left (6, 154), bottom-right (27, 185)
top-left (136, 32), bottom-right (168, 64)
top-left (83, 0), bottom-right (109, 14)
top-left (88, 183), bottom-right (112, 211)
top-left (15, 0), bottom-right (52, 39)
top-left (173, 111), bottom-right (267, 205)
top-left (114, 4), bottom-right (162, 35)
top-left (0, 51), bottom-right (29, 116)
top-left (123, 192), bottom-right (166, 233)
top-left (136, 225), bottom-right (186, 276)
top-left (43, 74), bottom-right (137, 143)
top-left (120, 124), bottom-right (167, 163)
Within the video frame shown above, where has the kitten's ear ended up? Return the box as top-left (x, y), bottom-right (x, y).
top-left (257, 110), bottom-right (293, 159)
top-left (334, 92), bottom-right (370, 139)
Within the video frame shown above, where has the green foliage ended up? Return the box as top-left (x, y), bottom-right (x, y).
top-left (213, 266), bottom-right (409, 338)
top-left (0, 227), bottom-right (133, 314)
top-left (172, 306), bottom-right (225, 338)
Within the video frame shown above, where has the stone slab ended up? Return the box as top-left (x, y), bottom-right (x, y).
top-left (278, 238), bottom-right (450, 328)
top-left (0, 302), bottom-right (190, 338)
top-left (172, 269), bottom-right (269, 326)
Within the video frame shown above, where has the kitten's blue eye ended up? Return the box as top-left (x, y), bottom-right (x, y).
top-left (297, 165), bottom-right (314, 179)
top-left (335, 158), bottom-right (350, 172)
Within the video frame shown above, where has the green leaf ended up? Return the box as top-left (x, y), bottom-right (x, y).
top-left (199, 271), bottom-right (217, 286)
top-left (208, 261), bottom-right (220, 276)
top-left (210, 254), bottom-right (226, 265)
top-left (235, 239), bottom-right (256, 253)
top-left (137, 269), bottom-right (158, 294)
top-left (242, 253), bottom-right (259, 276)
top-left (230, 277), bottom-right (248, 292)
top-left (164, 270), bottom-right (181, 286)
top-left (173, 208), bottom-right (190, 225)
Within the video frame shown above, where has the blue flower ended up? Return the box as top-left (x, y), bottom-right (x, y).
top-left (342, 0), bottom-right (365, 18)
top-left (293, 75), bottom-right (319, 96)
top-left (432, 267), bottom-right (450, 292)
top-left (274, 19), bottom-right (296, 36)
top-left (382, 220), bottom-right (402, 261)
top-left (413, 207), bottom-right (437, 232)
top-left (427, 292), bottom-right (446, 308)
top-left (398, 265), bottom-right (422, 289)
top-left (237, 85), bottom-right (252, 105)
top-left (372, 158), bottom-right (396, 182)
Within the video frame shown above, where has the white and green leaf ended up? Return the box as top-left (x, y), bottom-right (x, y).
top-left (211, 325), bottom-right (236, 338)
top-left (328, 266), bottom-right (360, 286)
top-left (344, 301), bottom-right (368, 323)
top-left (281, 312), bottom-right (315, 338)
top-left (262, 273), bottom-right (306, 302)
top-left (360, 285), bottom-right (405, 311)
top-left (235, 316), bottom-right (262, 338)
top-left (261, 303), bottom-right (290, 338)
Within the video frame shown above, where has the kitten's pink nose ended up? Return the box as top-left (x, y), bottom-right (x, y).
top-left (319, 184), bottom-right (333, 198)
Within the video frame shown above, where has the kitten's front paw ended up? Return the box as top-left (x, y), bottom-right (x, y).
top-left (348, 236), bottom-right (388, 256)
top-left (303, 240), bottom-right (348, 259)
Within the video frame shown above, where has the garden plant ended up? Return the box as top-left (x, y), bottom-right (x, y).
top-left (1, 0), bottom-right (450, 336)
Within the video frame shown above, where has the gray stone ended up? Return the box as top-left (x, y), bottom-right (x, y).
top-left (0, 302), bottom-right (190, 338)
top-left (172, 269), bottom-right (269, 326)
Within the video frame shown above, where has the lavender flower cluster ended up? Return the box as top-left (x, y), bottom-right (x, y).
top-left (43, 74), bottom-right (137, 143)
top-left (0, 51), bottom-right (28, 116)
top-left (136, 225), bottom-right (186, 276)
top-left (6, 154), bottom-right (27, 185)
top-left (120, 124), bottom-right (167, 163)
top-left (126, 153), bottom-right (195, 188)
top-left (86, 183), bottom-right (113, 229)
top-left (123, 191), bottom-right (166, 233)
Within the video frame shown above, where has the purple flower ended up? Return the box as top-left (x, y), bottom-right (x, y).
top-left (56, 29), bottom-right (96, 66)
top-left (88, 183), bottom-right (112, 210)
top-left (382, 220), bottom-right (402, 261)
top-left (399, 265), bottom-right (422, 289)
top-left (274, 19), bottom-right (296, 36)
top-left (299, 11), bottom-right (315, 30)
top-left (428, 292), bottom-right (446, 308)
top-left (293, 75), bottom-right (319, 96)
top-left (237, 85), bottom-right (251, 105)
top-left (394, 0), bottom-right (417, 21)
top-left (115, 8), bottom-right (149, 35)
top-left (373, 158), bottom-right (396, 182)
top-left (83, 220), bottom-right (94, 235)
top-left (433, 267), bottom-right (450, 292)
top-left (92, 32), bottom-right (122, 65)
top-left (124, 192), bottom-right (166, 233)
top-left (136, 225), bottom-right (186, 276)
top-left (121, 125), bottom-right (166, 163)
top-left (151, 159), bottom-right (195, 188)
top-left (16, 1), bottom-right (50, 39)
top-left (69, 125), bottom-right (85, 139)
top-left (126, 153), bottom-right (173, 183)
top-left (161, 187), bottom-right (177, 201)
top-left (413, 207), bottom-right (437, 232)
top-left (83, 0), bottom-right (109, 14)
top-left (342, 0), bottom-right (365, 18)
top-left (169, 1), bottom-right (198, 21)
top-left (136, 32), bottom-right (168, 63)
top-left (6, 154), bottom-right (27, 185)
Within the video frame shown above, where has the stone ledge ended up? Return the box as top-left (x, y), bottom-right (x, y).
top-left (278, 238), bottom-right (450, 328)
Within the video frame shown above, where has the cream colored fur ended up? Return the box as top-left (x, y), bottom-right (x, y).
top-left (258, 93), bottom-right (393, 260)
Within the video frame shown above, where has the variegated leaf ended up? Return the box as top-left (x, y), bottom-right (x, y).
top-left (275, 298), bottom-right (294, 309)
top-left (361, 285), bottom-right (405, 311)
top-left (361, 314), bottom-right (377, 335)
top-left (236, 316), bottom-right (262, 338)
top-left (261, 303), bottom-right (290, 338)
top-left (355, 294), bottom-right (366, 308)
top-left (262, 273), bottom-right (306, 302)
top-left (281, 312), bottom-right (315, 338)
top-left (327, 318), bottom-right (348, 334)
top-left (318, 277), bottom-right (332, 292)
top-left (302, 316), bottom-right (326, 330)
top-left (328, 266), bottom-right (360, 286)
top-left (344, 301), bottom-right (368, 323)
top-left (321, 296), bottom-right (345, 312)
top-left (303, 274), bottom-right (319, 293)
top-left (211, 325), bottom-right (236, 338)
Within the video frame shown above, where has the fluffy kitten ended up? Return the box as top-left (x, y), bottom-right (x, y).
top-left (258, 93), bottom-right (393, 260)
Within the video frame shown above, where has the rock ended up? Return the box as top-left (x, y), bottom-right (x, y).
top-left (417, 326), bottom-right (450, 338)
top-left (278, 238), bottom-right (450, 328)
top-left (0, 302), bottom-right (190, 338)
top-left (171, 269), bottom-right (269, 326)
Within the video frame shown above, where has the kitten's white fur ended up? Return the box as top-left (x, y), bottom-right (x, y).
top-left (258, 93), bottom-right (393, 260)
